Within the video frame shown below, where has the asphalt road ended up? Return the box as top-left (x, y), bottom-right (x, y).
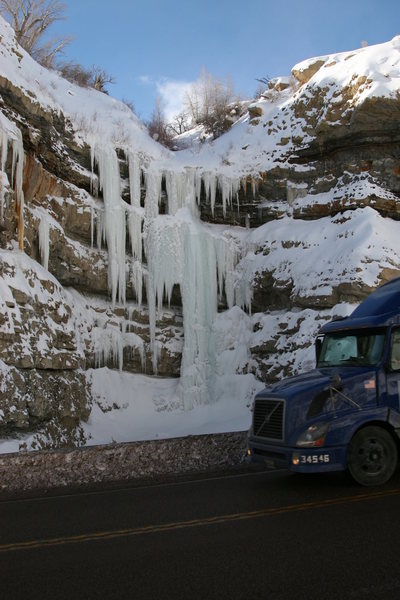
top-left (1, 466), bottom-right (400, 600)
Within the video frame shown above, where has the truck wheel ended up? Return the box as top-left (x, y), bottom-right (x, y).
top-left (347, 426), bottom-right (398, 486)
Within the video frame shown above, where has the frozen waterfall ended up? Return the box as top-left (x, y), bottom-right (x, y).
top-left (90, 146), bottom-right (247, 407)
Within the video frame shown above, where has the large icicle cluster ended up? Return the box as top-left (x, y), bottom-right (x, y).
top-left (0, 111), bottom-right (25, 241)
top-left (90, 145), bottom-right (246, 407)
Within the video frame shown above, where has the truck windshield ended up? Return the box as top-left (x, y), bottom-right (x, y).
top-left (317, 329), bottom-right (385, 367)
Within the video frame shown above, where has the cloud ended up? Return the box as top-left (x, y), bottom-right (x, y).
top-left (156, 79), bottom-right (194, 122)
top-left (138, 75), bottom-right (153, 85)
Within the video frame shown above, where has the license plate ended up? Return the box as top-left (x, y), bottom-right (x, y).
top-left (300, 454), bottom-right (330, 464)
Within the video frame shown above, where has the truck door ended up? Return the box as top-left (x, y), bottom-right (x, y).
top-left (384, 328), bottom-right (400, 412)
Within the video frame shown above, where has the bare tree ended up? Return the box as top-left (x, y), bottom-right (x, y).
top-left (146, 97), bottom-right (174, 148)
top-left (184, 68), bottom-right (240, 139)
top-left (168, 111), bottom-right (190, 136)
top-left (0, 0), bottom-right (71, 67)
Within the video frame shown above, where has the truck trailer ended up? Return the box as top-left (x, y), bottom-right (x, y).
top-left (247, 277), bottom-right (400, 486)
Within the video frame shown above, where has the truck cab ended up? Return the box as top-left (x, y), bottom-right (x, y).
top-left (247, 277), bottom-right (400, 486)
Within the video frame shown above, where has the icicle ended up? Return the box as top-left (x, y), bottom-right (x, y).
top-left (93, 318), bottom-right (146, 372)
top-left (216, 235), bottom-right (239, 309)
top-left (96, 208), bottom-right (104, 250)
top-left (233, 178), bottom-right (241, 213)
top-left (219, 174), bottom-right (233, 217)
top-left (128, 151), bottom-right (141, 207)
top-left (144, 170), bottom-right (162, 220)
top-left (164, 169), bottom-right (202, 217)
top-left (127, 206), bottom-right (143, 262)
top-left (209, 173), bottom-right (217, 215)
top-left (38, 213), bottom-right (50, 270)
top-left (93, 325), bottom-right (124, 371)
top-left (130, 259), bottom-right (143, 309)
top-left (127, 153), bottom-right (144, 271)
top-left (184, 168), bottom-right (197, 213)
top-left (90, 207), bottom-right (95, 248)
top-left (11, 130), bottom-right (25, 250)
top-left (195, 170), bottom-right (202, 205)
top-left (202, 172), bottom-right (210, 206)
top-left (127, 305), bottom-right (136, 329)
top-left (146, 267), bottom-right (158, 372)
top-left (93, 145), bottom-right (126, 305)
top-left (234, 255), bottom-right (254, 315)
top-left (90, 145), bottom-right (98, 197)
top-left (164, 170), bottom-right (186, 216)
top-left (0, 130), bottom-right (9, 221)
top-left (165, 171), bottom-right (178, 215)
top-left (145, 216), bottom-right (183, 373)
top-left (146, 215), bottom-right (183, 315)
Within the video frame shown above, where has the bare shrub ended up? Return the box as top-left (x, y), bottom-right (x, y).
top-left (121, 98), bottom-right (135, 113)
top-left (57, 61), bottom-right (115, 93)
top-left (90, 66), bottom-right (115, 94)
top-left (58, 61), bottom-right (92, 87)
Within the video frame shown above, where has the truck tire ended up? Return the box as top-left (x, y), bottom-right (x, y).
top-left (347, 426), bottom-right (398, 486)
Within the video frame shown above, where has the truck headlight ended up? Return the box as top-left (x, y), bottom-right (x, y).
top-left (296, 422), bottom-right (329, 448)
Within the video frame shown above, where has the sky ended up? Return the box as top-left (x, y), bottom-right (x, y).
top-left (47, 0), bottom-right (400, 122)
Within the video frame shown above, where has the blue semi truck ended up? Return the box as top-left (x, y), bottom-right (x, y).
top-left (247, 277), bottom-right (400, 486)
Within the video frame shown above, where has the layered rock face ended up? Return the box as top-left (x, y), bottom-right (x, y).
top-left (1, 19), bottom-right (400, 449)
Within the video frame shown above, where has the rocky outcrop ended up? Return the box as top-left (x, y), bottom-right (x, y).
top-left (0, 363), bottom-right (89, 448)
top-left (0, 75), bottom-right (93, 193)
top-left (292, 58), bottom-right (327, 84)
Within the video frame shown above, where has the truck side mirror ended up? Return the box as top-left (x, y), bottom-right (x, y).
top-left (332, 372), bottom-right (342, 389)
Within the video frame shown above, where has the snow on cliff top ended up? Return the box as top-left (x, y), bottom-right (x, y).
top-left (292, 35), bottom-right (400, 100)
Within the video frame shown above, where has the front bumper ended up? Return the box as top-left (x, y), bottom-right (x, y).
top-left (247, 436), bottom-right (347, 473)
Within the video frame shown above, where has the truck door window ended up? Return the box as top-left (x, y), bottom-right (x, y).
top-left (390, 329), bottom-right (400, 371)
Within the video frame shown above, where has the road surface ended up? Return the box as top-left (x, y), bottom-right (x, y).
top-left (1, 467), bottom-right (400, 599)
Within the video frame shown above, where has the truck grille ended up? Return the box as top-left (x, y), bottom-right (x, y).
top-left (253, 398), bottom-right (285, 441)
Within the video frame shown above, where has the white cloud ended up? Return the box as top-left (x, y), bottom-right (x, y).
top-left (156, 79), bottom-right (194, 122)
top-left (138, 75), bottom-right (153, 85)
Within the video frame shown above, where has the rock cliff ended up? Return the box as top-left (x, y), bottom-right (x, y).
top-left (1, 17), bottom-right (400, 450)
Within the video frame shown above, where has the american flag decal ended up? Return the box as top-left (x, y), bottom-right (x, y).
top-left (364, 379), bottom-right (376, 390)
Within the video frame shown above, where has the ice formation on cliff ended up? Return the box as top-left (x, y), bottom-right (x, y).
top-left (38, 212), bottom-right (50, 271)
top-left (88, 145), bottom-right (245, 407)
top-left (0, 113), bottom-right (24, 232)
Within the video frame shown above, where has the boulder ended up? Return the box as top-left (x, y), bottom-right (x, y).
top-left (292, 58), bottom-right (327, 84)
